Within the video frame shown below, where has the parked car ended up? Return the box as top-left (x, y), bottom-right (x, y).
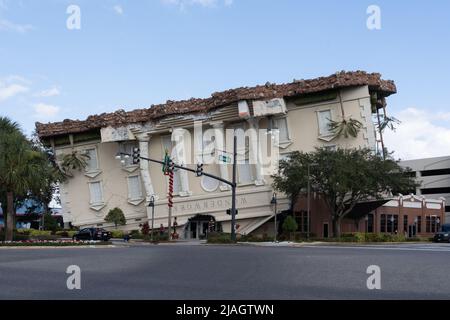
top-left (72, 228), bottom-right (112, 241)
top-left (433, 224), bottom-right (450, 243)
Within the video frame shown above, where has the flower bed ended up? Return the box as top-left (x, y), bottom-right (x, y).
top-left (0, 240), bottom-right (112, 247)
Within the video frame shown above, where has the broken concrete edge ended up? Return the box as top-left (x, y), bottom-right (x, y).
top-left (35, 71), bottom-right (396, 139)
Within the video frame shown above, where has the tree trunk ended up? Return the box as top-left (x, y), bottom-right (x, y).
top-left (5, 191), bottom-right (14, 241)
top-left (332, 216), bottom-right (342, 238)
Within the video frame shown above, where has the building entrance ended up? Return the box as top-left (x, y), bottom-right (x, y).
top-left (184, 214), bottom-right (221, 240)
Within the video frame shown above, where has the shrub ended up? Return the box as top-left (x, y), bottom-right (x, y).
top-left (55, 231), bottom-right (69, 237)
top-left (240, 234), bottom-right (274, 242)
top-left (16, 229), bottom-right (31, 236)
top-left (282, 216), bottom-right (298, 241)
top-left (29, 229), bottom-right (53, 237)
top-left (43, 213), bottom-right (59, 232)
top-left (105, 207), bottom-right (126, 228)
top-left (207, 232), bottom-right (235, 244)
top-left (111, 230), bottom-right (124, 238)
top-left (140, 222), bottom-right (150, 235)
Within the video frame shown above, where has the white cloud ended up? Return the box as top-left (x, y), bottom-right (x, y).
top-left (0, 75), bottom-right (30, 101)
top-left (384, 107), bottom-right (450, 160)
top-left (113, 5), bottom-right (123, 15)
top-left (0, 83), bottom-right (28, 101)
top-left (0, 19), bottom-right (33, 33)
top-left (34, 103), bottom-right (60, 119)
top-left (35, 87), bottom-right (60, 97)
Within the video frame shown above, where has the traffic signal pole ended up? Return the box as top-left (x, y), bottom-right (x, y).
top-left (230, 134), bottom-right (237, 242)
top-left (121, 135), bottom-right (238, 242)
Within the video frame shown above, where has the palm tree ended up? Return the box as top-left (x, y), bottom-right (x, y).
top-left (0, 118), bottom-right (29, 241)
top-left (0, 117), bottom-right (57, 241)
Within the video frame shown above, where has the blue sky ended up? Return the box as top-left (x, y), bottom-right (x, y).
top-left (0, 0), bottom-right (449, 160)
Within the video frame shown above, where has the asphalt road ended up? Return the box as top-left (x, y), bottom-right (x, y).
top-left (1, 242), bottom-right (450, 300)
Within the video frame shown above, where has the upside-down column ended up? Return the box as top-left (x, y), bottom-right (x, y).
top-left (135, 132), bottom-right (158, 202)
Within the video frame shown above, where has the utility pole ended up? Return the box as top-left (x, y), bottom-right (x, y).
top-left (231, 134), bottom-right (237, 242)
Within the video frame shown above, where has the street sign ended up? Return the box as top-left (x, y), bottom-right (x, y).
top-left (226, 209), bottom-right (238, 215)
top-left (219, 154), bottom-right (232, 163)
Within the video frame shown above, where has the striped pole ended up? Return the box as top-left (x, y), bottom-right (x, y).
top-left (168, 169), bottom-right (174, 241)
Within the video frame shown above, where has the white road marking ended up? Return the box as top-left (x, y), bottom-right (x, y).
top-left (302, 244), bottom-right (450, 252)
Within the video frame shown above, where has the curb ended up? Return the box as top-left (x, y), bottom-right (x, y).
top-left (0, 245), bottom-right (117, 250)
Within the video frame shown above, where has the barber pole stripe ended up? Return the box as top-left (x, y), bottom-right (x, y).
top-left (168, 171), bottom-right (174, 208)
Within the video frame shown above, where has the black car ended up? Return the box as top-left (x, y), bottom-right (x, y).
top-left (73, 228), bottom-right (112, 241)
top-left (433, 224), bottom-right (450, 243)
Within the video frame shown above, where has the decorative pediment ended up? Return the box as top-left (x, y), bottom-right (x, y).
top-left (128, 198), bottom-right (144, 206)
top-left (90, 202), bottom-right (106, 212)
top-left (84, 170), bottom-right (102, 179)
top-left (122, 165), bottom-right (139, 173)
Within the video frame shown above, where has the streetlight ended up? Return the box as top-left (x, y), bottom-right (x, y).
top-left (148, 195), bottom-right (155, 242)
top-left (271, 193), bottom-right (278, 242)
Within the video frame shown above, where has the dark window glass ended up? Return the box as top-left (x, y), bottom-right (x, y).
top-left (420, 168), bottom-right (450, 177)
top-left (294, 211), bottom-right (308, 233)
top-left (367, 214), bottom-right (374, 233)
top-left (445, 206), bottom-right (450, 213)
top-left (421, 187), bottom-right (450, 195)
top-left (403, 215), bottom-right (408, 232)
top-left (431, 216), bottom-right (438, 233)
top-left (417, 216), bottom-right (422, 233)
top-left (380, 214), bottom-right (386, 233)
top-left (387, 215), bottom-right (394, 233)
top-left (426, 216), bottom-right (431, 233)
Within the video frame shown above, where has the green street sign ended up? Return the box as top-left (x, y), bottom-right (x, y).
top-left (219, 155), bottom-right (231, 163)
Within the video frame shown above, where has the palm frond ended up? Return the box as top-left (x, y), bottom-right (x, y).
top-left (328, 117), bottom-right (363, 139)
top-left (378, 116), bottom-right (401, 132)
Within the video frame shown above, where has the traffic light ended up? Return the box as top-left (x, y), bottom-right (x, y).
top-left (162, 150), bottom-right (171, 175)
top-left (132, 147), bottom-right (140, 165)
top-left (169, 160), bottom-right (175, 173)
top-left (196, 163), bottom-right (204, 177)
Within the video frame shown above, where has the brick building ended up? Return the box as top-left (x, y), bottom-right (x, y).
top-left (294, 194), bottom-right (445, 238)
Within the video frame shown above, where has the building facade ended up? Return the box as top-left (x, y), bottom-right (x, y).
top-left (400, 156), bottom-right (450, 222)
top-left (36, 71), bottom-right (396, 239)
top-left (294, 194), bottom-right (445, 238)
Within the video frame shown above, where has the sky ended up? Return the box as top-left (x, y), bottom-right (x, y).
top-left (0, 0), bottom-right (449, 160)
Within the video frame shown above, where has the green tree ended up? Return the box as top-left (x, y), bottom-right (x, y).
top-left (0, 118), bottom-right (61, 241)
top-left (282, 216), bottom-right (298, 241)
top-left (273, 148), bottom-right (417, 238)
top-left (105, 207), bottom-right (126, 229)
